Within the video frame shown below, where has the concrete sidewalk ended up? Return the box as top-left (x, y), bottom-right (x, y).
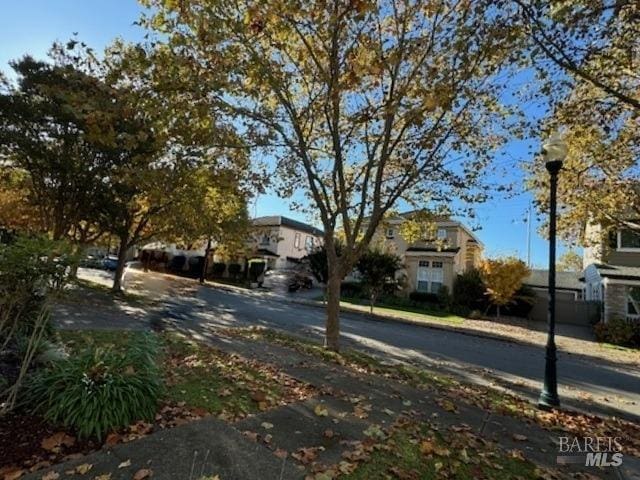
top-left (24, 417), bottom-right (301, 480)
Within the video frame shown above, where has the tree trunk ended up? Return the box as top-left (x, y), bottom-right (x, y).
top-left (325, 272), bottom-right (341, 351)
top-left (199, 237), bottom-right (212, 284)
top-left (112, 235), bottom-right (129, 293)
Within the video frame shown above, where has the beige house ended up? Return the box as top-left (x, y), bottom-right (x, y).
top-left (365, 211), bottom-right (483, 296)
top-left (582, 222), bottom-right (640, 322)
top-left (248, 216), bottom-right (324, 270)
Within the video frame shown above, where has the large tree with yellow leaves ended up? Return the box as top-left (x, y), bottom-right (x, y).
top-left (142, 0), bottom-right (524, 350)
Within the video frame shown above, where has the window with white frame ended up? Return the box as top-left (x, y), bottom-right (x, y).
top-left (437, 229), bottom-right (447, 240)
top-left (627, 287), bottom-right (640, 320)
top-left (294, 233), bottom-right (301, 249)
top-left (386, 228), bottom-right (395, 239)
top-left (416, 261), bottom-right (443, 293)
top-left (618, 229), bottom-right (640, 250)
top-left (260, 234), bottom-right (270, 245)
top-left (305, 236), bottom-right (314, 250)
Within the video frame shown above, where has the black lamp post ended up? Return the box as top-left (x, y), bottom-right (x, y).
top-left (538, 133), bottom-right (567, 410)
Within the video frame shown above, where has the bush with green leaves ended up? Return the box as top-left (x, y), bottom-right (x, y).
top-left (211, 262), bottom-right (226, 277)
top-left (25, 333), bottom-right (161, 440)
top-left (227, 263), bottom-right (242, 279)
top-left (1, 235), bottom-right (78, 413)
top-left (452, 268), bottom-right (487, 312)
top-left (594, 318), bottom-right (639, 347)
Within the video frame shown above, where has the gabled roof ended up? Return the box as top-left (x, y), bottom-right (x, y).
top-left (524, 269), bottom-right (583, 291)
top-left (591, 263), bottom-right (640, 281)
top-left (252, 216), bottom-right (324, 236)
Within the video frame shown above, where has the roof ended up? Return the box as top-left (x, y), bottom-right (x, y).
top-left (406, 246), bottom-right (460, 253)
top-left (251, 248), bottom-right (279, 258)
top-left (591, 264), bottom-right (640, 281)
top-left (252, 216), bottom-right (324, 236)
top-left (524, 269), bottom-right (583, 291)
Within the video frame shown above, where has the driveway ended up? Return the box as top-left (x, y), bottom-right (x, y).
top-left (74, 268), bottom-right (640, 422)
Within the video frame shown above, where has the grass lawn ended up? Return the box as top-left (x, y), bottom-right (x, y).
top-left (337, 296), bottom-right (465, 326)
top-left (342, 420), bottom-right (537, 480)
top-left (229, 327), bottom-right (640, 459)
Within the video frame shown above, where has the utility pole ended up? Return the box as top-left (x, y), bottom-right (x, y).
top-left (526, 204), bottom-right (532, 268)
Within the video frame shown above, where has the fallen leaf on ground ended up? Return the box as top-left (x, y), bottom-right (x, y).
top-left (118, 460), bottom-right (131, 469)
top-left (105, 433), bottom-right (121, 446)
top-left (314, 404), bottom-right (329, 417)
top-left (133, 469), bottom-right (153, 480)
top-left (388, 466), bottom-right (419, 480)
top-left (41, 432), bottom-right (75, 452)
top-left (41, 472), bottom-right (59, 480)
top-left (292, 447), bottom-right (318, 464)
top-left (261, 422), bottom-right (274, 430)
top-left (512, 434), bottom-right (527, 441)
top-left (419, 440), bottom-right (435, 455)
top-left (274, 449), bottom-right (288, 459)
top-left (74, 464), bottom-right (93, 475)
top-left (323, 429), bottom-right (334, 439)
top-left (2, 468), bottom-right (26, 480)
top-left (251, 390), bottom-right (267, 402)
top-left (94, 475), bottom-right (112, 480)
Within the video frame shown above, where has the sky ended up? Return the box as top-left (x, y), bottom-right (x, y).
top-left (0, 0), bottom-right (576, 268)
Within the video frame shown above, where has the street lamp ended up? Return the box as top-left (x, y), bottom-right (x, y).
top-left (538, 132), bottom-right (567, 410)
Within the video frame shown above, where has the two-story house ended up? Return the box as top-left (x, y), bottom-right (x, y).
top-left (248, 216), bottom-right (324, 270)
top-left (582, 222), bottom-right (640, 322)
top-left (365, 211), bottom-right (483, 296)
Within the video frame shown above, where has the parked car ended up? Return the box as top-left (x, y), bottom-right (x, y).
top-left (102, 256), bottom-right (119, 271)
top-left (80, 255), bottom-right (103, 269)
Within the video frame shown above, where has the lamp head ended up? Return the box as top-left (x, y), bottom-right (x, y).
top-left (542, 132), bottom-right (568, 163)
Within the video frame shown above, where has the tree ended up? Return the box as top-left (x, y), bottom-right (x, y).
top-left (478, 257), bottom-right (530, 318)
top-left (98, 42), bottom-right (253, 292)
top-left (557, 250), bottom-right (583, 272)
top-left (143, 0), bottom-right (523, 350)
top-left (515, 2), bottom-right (640, 240)
top-left (0, 167), bottom-right (41, 233)
top-left (356, 249), bottom-right (403, 314)
top-left (0, 44), bottom-right (120, 243)
top-left (164, 167), bottom-right (252, 283)
top-left (512, 0), bottom-right (640, 112)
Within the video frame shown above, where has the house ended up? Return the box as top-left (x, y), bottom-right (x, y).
top-left (523, 269), bottom-right (583, 301)
top-left (582, 222), bottom-right (640, 322)
top-left (247, 216), bottom-right (324, 270)
top-left (365, 211), bottom-right (483, 295)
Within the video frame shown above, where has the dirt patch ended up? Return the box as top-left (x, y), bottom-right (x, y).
top-left (0, 411), bottom-right (97, 475)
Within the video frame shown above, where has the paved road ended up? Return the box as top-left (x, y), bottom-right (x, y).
top-left (77, 268), bottom-right (640, 422)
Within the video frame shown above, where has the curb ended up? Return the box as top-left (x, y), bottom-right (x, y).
top-left (201, 280), bottom-right (534, 348)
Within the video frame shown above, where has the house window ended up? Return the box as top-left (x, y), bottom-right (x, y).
top-left (429, 262), bottom-right (444, 293)
top-left (305, 236), bottom-right (314, 250)
top-left (627, 287), bottom-right (640, 320)
top-left (260, 234), bottom-right (270, 246)
top-left (386, 228), bottom-right (395, 239)
top-left (417, 266), bottom-right (429, 292)
top-left (416, 261), bottom-right (443, 293)
top-left (294, 233), bottom-right (301, 249)
top-left (618, 229), bottom-right (640, 250)
top-left (437, 229), bottom-right (447, 240)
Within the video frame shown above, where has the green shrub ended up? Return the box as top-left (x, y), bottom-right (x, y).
top-left (228, 263), bottom-right (242, 279)
top-left (25, 333), bottom-right (161, 440)
top-left (1, 236), bottom-right (74, 413)
top-left (452, 269), bottom-right (487, 311)
top-left (211, 262), bottom-right (226, 277)
top-left (594, 318), bottom-right (639, 347)
top-left (341, 281), bottom-right (365, 299)
top-left (409, 291), bottom-right (439, 304)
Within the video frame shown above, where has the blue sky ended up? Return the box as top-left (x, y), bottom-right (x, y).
top-left (0, 0), bottom-right (575, 267)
